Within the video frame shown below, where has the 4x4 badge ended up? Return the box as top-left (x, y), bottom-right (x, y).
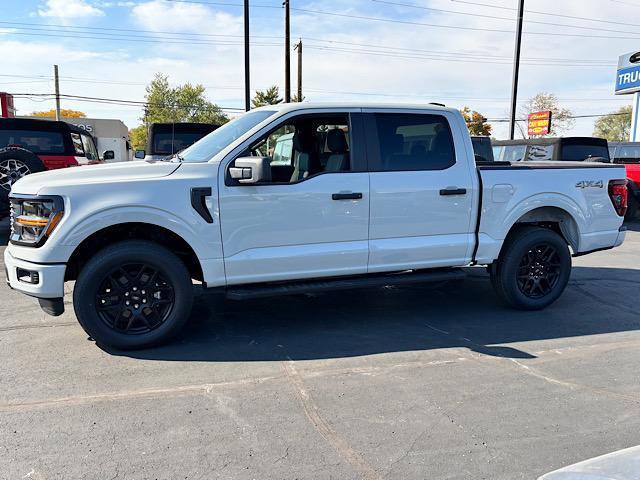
top-left (576, 180), bottom-right (604, 189)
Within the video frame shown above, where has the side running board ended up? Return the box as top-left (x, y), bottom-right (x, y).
top-left (226, 268), bottom-right (465, 300)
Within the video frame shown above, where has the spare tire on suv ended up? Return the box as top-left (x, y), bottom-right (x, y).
top-left (0, 146), bottom-right (46, 192)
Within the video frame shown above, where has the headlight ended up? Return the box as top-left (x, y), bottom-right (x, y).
top-left (9, 195), bottom-right (64, 247)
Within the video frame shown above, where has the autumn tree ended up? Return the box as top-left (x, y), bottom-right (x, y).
top-left (521, 92), bottom-right (574, 136)
top-left (31, 108), bottom-right (86, 118)
top-left (593, 105), bottom-right (632, 142)
top-left (252, 85), bottom-right (283, 108)
top-left (460, 107), bottom-right (492, 136)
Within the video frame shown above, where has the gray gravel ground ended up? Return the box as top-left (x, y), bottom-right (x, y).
top-left (1, 218), bottom-right (639, 479)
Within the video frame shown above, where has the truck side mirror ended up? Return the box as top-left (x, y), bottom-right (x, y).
top-left (103, 150), bottom-right (115, 161)
top-left (229, 157), bottom-right (272, 184)
top-left (134, 150), bottom-right (145, 159)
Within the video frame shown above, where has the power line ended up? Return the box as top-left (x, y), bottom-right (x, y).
top-left (452, 0), bottom-right (640, 29)
top-left (371, 0), bottom-right (640, 36)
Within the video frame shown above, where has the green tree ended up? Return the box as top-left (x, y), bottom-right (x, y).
top-left (521, 92), bottom-right (574, 136)
top-left (142, 73), bottom-right (228, 125)
top-left (130, 73), bottom-right (229, 151)
top-left (460, 106), bottom-right (492, 136)
top-left (252, 85), bottom-right (283, 108)
top-left (129, 125), bottom-right (147, 151)
top-left (292, 93), bottom-right (305, 103)
top-left (593, 105), bottom-right (632, 142)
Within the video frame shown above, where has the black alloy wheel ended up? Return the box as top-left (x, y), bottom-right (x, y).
top-left (73, 240), bottom-right (194, 350)
top-left (95, 263), bottom-right (175, 335)
top-left (516, 243), bottom-right (562, 299)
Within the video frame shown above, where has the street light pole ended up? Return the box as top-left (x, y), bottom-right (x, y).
top-left (508, 0), bottom-right (525, 140)
top-left (244, 0), bottom-right (251, 111)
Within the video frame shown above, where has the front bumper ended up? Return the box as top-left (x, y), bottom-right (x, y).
top-left (4, 248), bottom-right (66, 299)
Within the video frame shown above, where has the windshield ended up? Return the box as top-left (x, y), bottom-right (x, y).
top-left (178, 110), bottom-right (276, 163)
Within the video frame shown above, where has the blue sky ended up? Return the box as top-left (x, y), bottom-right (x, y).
top-left (0, 0), bottom-right (636, 138)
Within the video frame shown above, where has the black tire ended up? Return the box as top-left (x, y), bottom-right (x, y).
top-left (490, 226), bottom-right (571, 310)
top-left (73, 240), bottom-right (194, 350)
top-left (0, 147), bottom-right (46, 192)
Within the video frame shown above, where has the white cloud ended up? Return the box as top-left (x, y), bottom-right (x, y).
top-left (38, 0), bottom-right (104, 18)
top-left (3, 0), bottom-right (635, 137)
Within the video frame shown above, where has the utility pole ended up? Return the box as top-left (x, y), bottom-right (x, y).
top-left (244, 0), bottom-right (251, 111)
top-left (294, 39), bottom-right (302, 101)
top-left (53, 64), bottom-right (61, 121)
top-left (508, 0), bottom-right (524, 140)
top-left (284, 0), bottom-right (291, 103)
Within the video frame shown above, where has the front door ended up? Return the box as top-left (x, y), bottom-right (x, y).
top-left (219, 112), bottom-right (370, 285)
top-left (364, 110), bottom-right (475, 272)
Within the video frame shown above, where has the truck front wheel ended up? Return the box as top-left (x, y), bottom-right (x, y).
top-left (490, 226), bottom-right (571, 310)
top-left (73, 240), bottom-right (194, 350)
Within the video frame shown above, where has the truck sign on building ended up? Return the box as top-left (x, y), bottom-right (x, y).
top-left (616, 51), bottom-right (640, 95)
top-left (616, 51), bottom-right (640, 142)
top-left (527, 111), bottom-right (552, 137)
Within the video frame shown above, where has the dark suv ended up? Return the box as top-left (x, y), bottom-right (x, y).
top-left (0, 118), bottom-right (108, 218)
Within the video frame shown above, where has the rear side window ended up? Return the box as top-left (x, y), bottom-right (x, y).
top-left (526, 144), bottom-right (554, 161)
top-left (0, 129), bottom-right (65, 154)
top-left (562, 144), bottom-right (610, 162)
top-left (368, 113), bottom-right (456, 171)
top-left (613, 145), bottom-right (640, 164)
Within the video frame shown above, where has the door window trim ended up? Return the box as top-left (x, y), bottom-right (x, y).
top-left (224, 112), bottom-right (367, 186)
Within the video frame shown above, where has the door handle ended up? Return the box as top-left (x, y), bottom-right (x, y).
top-left (332, 192), bottom-right (363, 200)
top-left (439, 187), bottom-right (467, 196)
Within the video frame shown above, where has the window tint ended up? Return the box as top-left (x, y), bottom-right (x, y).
top-left (81, 134), bottom-right (98, 160)
top-left (562, 144), bottom-right (610, 162)
top-left (0, 129), bottom-right (65, 154)
top-left (232, 114), bottom-right (351, 184)
top-left (152, 132), bottom-right (208, 155)
top-left (371, 114), bottom-right (455, 171)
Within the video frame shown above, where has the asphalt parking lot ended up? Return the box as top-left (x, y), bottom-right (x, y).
top-left (1, 219), bottom-right (640, 480)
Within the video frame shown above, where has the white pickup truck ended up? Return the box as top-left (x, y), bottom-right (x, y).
top-left (4, 103), bottom-right (628, 349)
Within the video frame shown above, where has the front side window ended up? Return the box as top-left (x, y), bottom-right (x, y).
top-left (231, 114), bottom-right (351, 184)
top-left (369, 113), bottom-right (455, 171)
top-left (0, 129), bottom-right (65, 154)
top-left (80, 134), bottom-right (98, 160)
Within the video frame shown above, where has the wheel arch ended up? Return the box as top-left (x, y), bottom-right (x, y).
top-left (65, 222), bottom-right (204, 282)
top-left (504, 206), bottom-right (580, 254)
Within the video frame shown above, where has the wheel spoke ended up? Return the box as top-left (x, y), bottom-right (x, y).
top-left (94, 262), bottom-right (175, 335)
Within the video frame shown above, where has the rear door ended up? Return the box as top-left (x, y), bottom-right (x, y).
top-left (218, 110), bottom-right (370, 285)
top-left (364, 109), bottom-right (476, 272)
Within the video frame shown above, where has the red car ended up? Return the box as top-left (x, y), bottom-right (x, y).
top-left (609, 142), bottom-right (640, 219)
top-left (0, 118), bottom-right (110, 218)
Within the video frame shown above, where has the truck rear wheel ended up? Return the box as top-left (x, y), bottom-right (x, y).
top-left (490, 226), bottom-right (571, 310)
top-left (73, 240), bottom-right (194, 350)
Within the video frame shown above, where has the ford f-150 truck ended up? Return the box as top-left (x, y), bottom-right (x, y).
top-left (4, 103), bottom-right (628, 349)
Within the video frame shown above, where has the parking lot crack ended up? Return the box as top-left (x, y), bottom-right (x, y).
top-left (281, 357), bottom-right (384, 480)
